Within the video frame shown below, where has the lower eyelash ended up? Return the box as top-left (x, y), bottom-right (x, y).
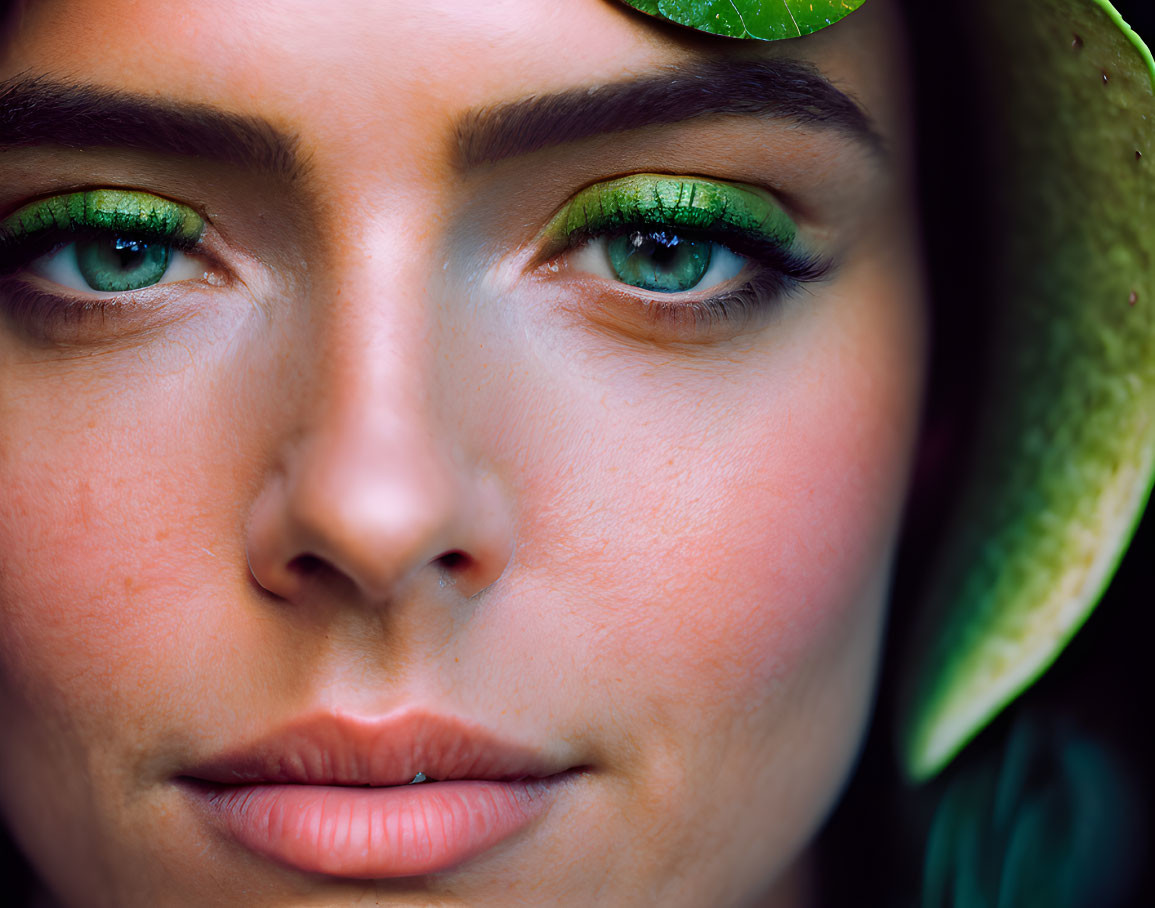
top-left (0, 273), bottom-right (200, 348)
top-left (630, 236), bottom-right (832, 332)
top-left (641, 258), bottom-right (828, 332)
top-left (0, 280), bottom-right (119, 340)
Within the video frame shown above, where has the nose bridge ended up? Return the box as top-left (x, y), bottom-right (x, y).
top-left (295, 329), bottom-right (456, 583)
top-left (310, 265), bottom-right (444, 480)
top-left (245, 252), bottom-right (511, 608)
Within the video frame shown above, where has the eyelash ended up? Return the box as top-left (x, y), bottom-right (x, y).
top-left (0, 225), bottom-right (201, 275)
top-left (0, 225), bottom-right (207, 338)
top-left (556, 222), bottom-right (832, 332)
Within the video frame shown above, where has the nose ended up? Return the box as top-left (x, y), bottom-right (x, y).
top-left (244, 294), bottom-right (514, 609)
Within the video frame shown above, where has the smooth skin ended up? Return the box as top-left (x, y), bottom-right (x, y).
top-left (0, 1), bottom-right (925, 905)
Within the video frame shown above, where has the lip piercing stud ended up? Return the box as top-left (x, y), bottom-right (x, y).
top-left (408, 772), bottom-right (429, 784)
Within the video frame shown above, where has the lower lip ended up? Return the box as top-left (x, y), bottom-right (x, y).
top-left (183, 777), bottom-right (564, 878)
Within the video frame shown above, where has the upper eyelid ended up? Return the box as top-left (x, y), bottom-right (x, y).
top-left (0, 188), bottom-right (209, 250)
top-left (0, 184), bottom-right (203, 216)
top-left (0, 188), bottom-right (221, 276)
top-left (540, 174), bottom-right (800, 255)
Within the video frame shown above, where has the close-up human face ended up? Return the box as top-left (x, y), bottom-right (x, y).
top-left (0, 1), bottom-right (926, 905)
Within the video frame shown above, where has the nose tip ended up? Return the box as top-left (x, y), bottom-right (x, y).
top-left (245, 440), bottom-right (514, 608)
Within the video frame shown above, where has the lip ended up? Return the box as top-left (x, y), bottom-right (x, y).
top-left (178, 711), bottom-right (578, 878)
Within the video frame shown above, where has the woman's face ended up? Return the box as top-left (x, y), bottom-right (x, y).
top-left (0, 1), bottom-right (924, 905)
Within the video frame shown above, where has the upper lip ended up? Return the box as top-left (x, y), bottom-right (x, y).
top-left (181, 710), bottom-right (569, 787)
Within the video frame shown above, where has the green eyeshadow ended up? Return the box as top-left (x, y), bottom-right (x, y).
top-left (0, 189), bottom-right (204, 249)
top-left (545, 174), bottom-right (798, 249)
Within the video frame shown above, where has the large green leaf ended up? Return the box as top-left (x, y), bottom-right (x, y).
top-left (898, 0), bottom-right (1155, 782)
top-left (618, 0), bottom-right (867, 41)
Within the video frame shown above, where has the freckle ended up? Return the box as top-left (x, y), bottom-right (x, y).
top-left (1071, 33), bottom-right (1084, 51)
top-left (1129, 290), bottom-right (1138, 306)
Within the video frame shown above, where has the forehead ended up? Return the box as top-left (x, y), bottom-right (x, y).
top-left (1, 0), bottom-right (909, 166)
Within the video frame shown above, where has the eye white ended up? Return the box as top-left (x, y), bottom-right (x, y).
top-left (571, 236), bottom-right (748, 292)
top-left (28, 241), bottom-right (204, 294)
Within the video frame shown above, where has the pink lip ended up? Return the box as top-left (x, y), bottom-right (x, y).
top-left (179, 711), bottom-right (577, 878)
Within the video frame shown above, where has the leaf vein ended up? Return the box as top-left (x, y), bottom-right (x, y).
top-left (726, 0), bottom-right (751, 38)
top-left (782, 1), bottom-right (800, 35)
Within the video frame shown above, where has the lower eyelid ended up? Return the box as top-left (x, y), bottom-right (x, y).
top-left (0, 277), bottom-right (197, 347)
top-left (543, 238), bottom-right (831, 343)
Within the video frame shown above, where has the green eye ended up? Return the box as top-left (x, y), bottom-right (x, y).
top-left (73, 236), bottom-right (173, 292)
top-left (606, 230), bottom-right (714, 292)
top-left (543, 174), bottom-right (830, 335)
top-left (0, 189), bottom-right (205, 294)
top-left (546, 173), bottom-right (819, 299)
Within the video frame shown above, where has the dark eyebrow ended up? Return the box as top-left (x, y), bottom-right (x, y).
top-left (0, 76), bottom-right (303, 180)
top-left (455, 59), bottom-right (882, 168)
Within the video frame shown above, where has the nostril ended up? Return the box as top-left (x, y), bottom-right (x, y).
top-left (436, 550), bottom-right (470, 572)
top-left (434, 550), bottom-right (472, 591)
top-left (283, 553), bottom-right (352, 595)
top-left (288, 554), bottom-right (328, 578)
top-left (278, 551), bottom-right (476, 600)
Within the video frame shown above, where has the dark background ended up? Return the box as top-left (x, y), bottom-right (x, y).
top-left (1117, 0), bottom-right (1155, 37)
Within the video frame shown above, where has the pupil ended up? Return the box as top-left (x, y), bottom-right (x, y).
top-left (113, 238), bottom-right (149, 270)
top-left (608, 230), bottom-right (711, 293)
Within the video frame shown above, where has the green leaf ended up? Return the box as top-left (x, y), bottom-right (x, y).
top-left (618, 0), bottom-right (867, 41)
top-left (898, 0), bottom-right (1155, 783)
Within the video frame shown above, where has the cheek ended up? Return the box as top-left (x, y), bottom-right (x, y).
top-left (599, 380), bottom-right (910, 717)
top-left (0, 370), bottom-right (236, 725)
top-left (519, 301), bottom-right (923, 720)
top-left (518, 272), bottom-right (926, 888)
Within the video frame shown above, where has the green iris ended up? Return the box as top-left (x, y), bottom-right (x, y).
top-left (607, 229), bottom-right (712, 292)
top-left (0, 189), bottom-right (204, 291)
top-left (75, 236), bottom-right (171, 292)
